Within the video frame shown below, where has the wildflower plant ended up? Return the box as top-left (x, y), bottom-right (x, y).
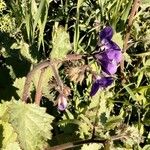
top-left (0, 0), bottom-right (150, 150)
top-left (90, 26), bottom-right (122, 96)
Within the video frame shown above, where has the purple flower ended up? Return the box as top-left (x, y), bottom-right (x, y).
top-left (100, 26), bottom-right (113, 40)
top-left (94, 26), bottom-right (122, 75)
top-left (58, 95), bottom-right (67, 111)
top-left (100, 60), bottom-right (118, 75)
top-left (90, 76), bottom-right (113, 96)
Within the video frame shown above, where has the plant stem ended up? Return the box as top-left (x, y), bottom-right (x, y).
top-left (45, 132), bottom-right (130, 150)
top-left (34, 68), bottom-right (46, 105)
top-left (120, 0), bottom-right (141, 82)
top-left (22, 60), bottom-right (51, 102)
top-left (45, 138), bottom-right (107, 150)
top-left (22, 54), bottom-right (84, 102)
top-left (50, 63), bottom-right (63, 91)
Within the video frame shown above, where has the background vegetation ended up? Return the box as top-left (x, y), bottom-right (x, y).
top-left (0, 0), bottom-right (150, 149)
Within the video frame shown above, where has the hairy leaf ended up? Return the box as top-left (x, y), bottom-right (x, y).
top-left (7, 100), bottom-right (54, 150)
top-left (81, 143), bottom-right (102, 150)
top-left (51, 26), bottom-right (71, 59)
top-left (13, 77), bottom-right (26, 99)
top-left (4, 142), bottom-right (21, 150)
top-left (0, 121), bottom-right (18, 149)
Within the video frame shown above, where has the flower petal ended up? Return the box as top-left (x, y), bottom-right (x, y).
top-left (101, 60), bottom-right (118, 75)
top-left (98, 77), bottom-right (114, 87)
top-left (100, 26), bottom-right (113, 40)
top-left (106, 49), bottom-right (122, 63)
top-left (90, 79), bottom-right (100, 96)
top-left (101, 39), bottom-right (121, 51)
top-left (90, 76), bottom-right (114, 96)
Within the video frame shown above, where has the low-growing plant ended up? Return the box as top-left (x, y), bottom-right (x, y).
top-left (0, 0), bottom-right (150, 150)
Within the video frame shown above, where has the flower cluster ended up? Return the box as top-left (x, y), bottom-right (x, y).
top-left (90, 26), bottom-right (122, 96)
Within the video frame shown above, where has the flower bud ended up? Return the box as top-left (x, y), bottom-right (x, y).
top-left (57, 95), bottom-right (67, 111)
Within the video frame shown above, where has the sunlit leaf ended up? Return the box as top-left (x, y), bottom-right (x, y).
top-left (51, 26), bottom-right (71, 59)
top-left (143, 145), bottom-right (150, 150)
top-left (122, 126), bottom-right (142, 147)
top-left (112, 32), bottom-right (123, 49)
top-left (4, 142), bottom-right (21, 150)
top-left (20, 42), bottom-right (37, 63)
top-left (104, 116), bottom-right (122, 130)
top-left (81, 143), bottom-right (103, 150)
top-left (0, 121), bottom-right (18, 149)
top-left (8, 100), bottom-right (54, 150)
top-left (13, 77), bottom-right (26, 99)
top-left (124, 85), bottom-right (137, 101)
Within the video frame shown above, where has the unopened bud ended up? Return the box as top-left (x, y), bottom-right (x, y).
top-left (57, 95), bottom-right (67, 111)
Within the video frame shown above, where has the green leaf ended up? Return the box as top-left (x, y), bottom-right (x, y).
top-left (112, 32), bottom-right (123, 49)
top-left (124, 85), bottom-right (137, 101)
top-left (123, 52), bottom-right (132, 64)
top-left (137, 71), bottom-right (144, 87)
top-left (11, 41), bottom-right (37, 63)
top-left (50, 26), bottom-right (71, 59)
top-left (0, 121), bottom-right (18, 149)
top-left (81, 143), bottom-right (102, 150)
top-left (121, 0), bottom-right (133, 22)
top-left (4, 142), bottom-right (21, 150)
top-left (13, 77), bottom-right (26, 99)
top-left (8, 100), bottom-right (54, 150)
top-left (20, 41), bottom-right (37, 63)
top-left (0, 102), bottom-right (8, 119)
top-left (142, 108), bottom-right (150, 126)
top-left (143, 145), bottom-right (150, 150)
top-left (104, 116), bottom-right (122, 130)
top-left (141, 0), bottom-right (150, 5)
top-left (123, 126), bottom-right (142, 147)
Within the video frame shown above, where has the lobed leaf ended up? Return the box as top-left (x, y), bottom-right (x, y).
top-left (7, 100), bottom-right (54, 150)
top-left (51, 26), bottom-right (71, 60)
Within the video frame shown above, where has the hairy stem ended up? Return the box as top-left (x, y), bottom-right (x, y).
top-left (22, 54), bottom-right (83, 102)
top-left (51, 63), bottom-right (64, 91)
top-left (22, 60), bottom-right (50, 102)
top-left (34, 68), bottom-right (46, 105)
top-left (120, 0), bottom-right (141, 81)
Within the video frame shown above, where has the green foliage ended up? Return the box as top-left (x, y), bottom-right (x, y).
top-left (0, 0), bottom-right (150, 150)
top-left (0, 100), bottom-right (54, 150)
top-left (81, 143), bottom-right (103, 150)
top-left (11, 41), bottom-right (37, 63)
top-left (0, 0), bottom-right (15, 33)
top-left (0, 0), bottom-right (6, 12)
top-left (13, 77), bottom-right (26, 98)
top-left (33, 67), bottom-right (54, 99)
top-left (4, 142), bottom-right (21, 150)
top-left (51, 25), bottom-right (71, 59)
top-left (0, 121), bottom-right (16, 147)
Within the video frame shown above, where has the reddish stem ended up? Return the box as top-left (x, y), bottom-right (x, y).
top-left (120, 0), bottom-right (141, 82)
top-left (34, 68), bottom-right (45, 105)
